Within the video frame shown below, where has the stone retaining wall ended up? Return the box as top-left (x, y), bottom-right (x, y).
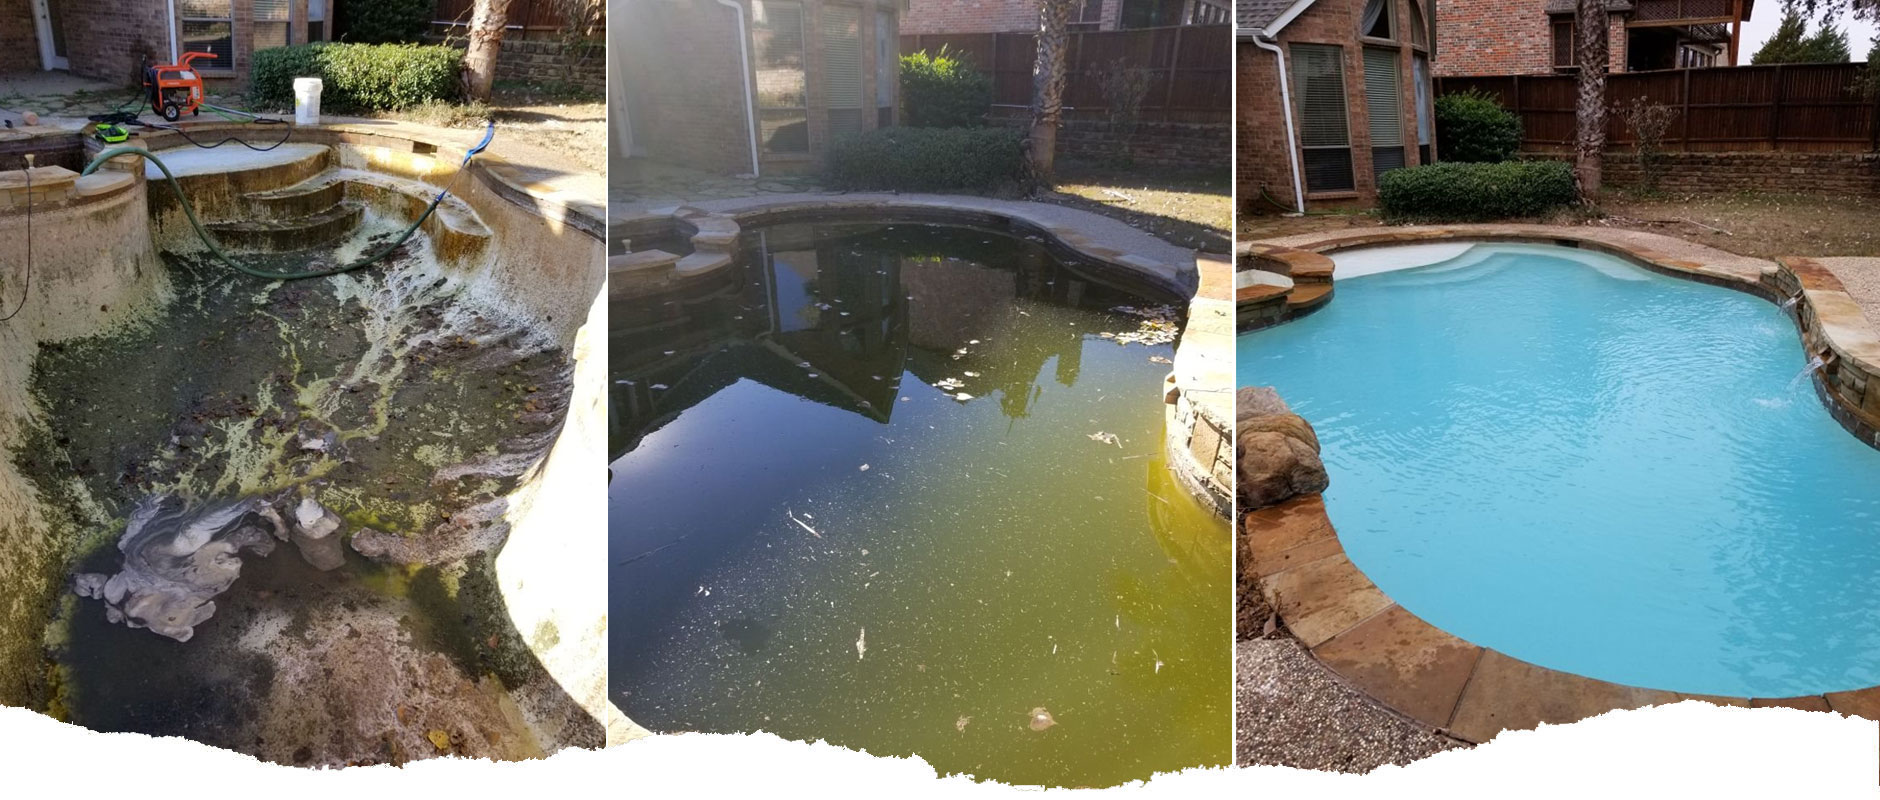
top-left (1529, 151), bottom-right (1880, 197)
top-left (432, 37), bottom-right (605, 95)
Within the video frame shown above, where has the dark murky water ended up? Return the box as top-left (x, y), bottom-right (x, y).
top-left (610, 223), bottom-right (1230, 787)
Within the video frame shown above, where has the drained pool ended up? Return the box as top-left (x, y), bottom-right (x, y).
top-left (612, 222), bottom-right (1229, 786)
top-left (1242, 242), bottom-right (1880, 699)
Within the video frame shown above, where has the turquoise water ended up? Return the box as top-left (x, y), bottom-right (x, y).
top-left (1240, 243), bottom-right (1880, 698)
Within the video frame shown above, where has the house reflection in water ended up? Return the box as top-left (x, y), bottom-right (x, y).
top-left (610, 223), bottom-right (1106, 457)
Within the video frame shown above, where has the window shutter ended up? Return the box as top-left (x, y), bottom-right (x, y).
top-left (824, 4), bottom-right (864, 138)
top-left (1292, 44), bottom-right (1355, 193)
top-left (1293, 45), bottom-right (1348, 149)
top-left (1364, 48), bottom-right (1405, 181)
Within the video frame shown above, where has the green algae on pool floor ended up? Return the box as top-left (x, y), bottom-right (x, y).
top-left (13, 242), bottom-right (594, 763)
top-left (611, 222), bottom-right (1231, 787)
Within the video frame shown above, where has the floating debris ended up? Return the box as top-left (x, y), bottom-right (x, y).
top-left (953, 392), bottom-right (973, 402)
top-left (1087, 431), bottom-right (1122, 447)
top-left (786, 509), bottom-right (821, 538)
top-left (650, 383), bottom-right (669, 391)
top-left (856, 628), bottom-right (867, 660)
top-left (956, 715), bottom-right (972, 733)
top-left (1028, 707), bottom-right (1056, 732)
top-left (859, 464), bottom-right (870, 472)
top-left (935, 377), bottom-right (965, 391)
top-left (695, 585), bottom-right (711, 597)
top-left (1149, 355), bottom-right (1172, 365)
top-left (962, 371), bottom-right (980, 378)
top-left (1102, 304), bottom-right (1181, 346)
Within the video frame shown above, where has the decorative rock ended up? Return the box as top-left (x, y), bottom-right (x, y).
top-left (1238, 386), bottom-right (1328, 510)
top-left (291, 496), bottom-right (347, 571)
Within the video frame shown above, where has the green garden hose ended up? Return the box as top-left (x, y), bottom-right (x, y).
top-left (79, 121), bottom-right (496, 281)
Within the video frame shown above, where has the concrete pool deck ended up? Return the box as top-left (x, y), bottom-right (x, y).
top-left (1239, 224), bottom-right (1880, 747)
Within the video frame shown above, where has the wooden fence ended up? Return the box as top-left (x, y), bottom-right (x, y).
top-left (1436, 63), bottom-right (1880, 153)
top-left (900, 24), bottom-right (1232, 124)
top-left (431, 0), bottom-right (604, 39)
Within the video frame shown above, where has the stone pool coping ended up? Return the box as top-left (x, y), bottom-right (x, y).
top-left (616, 193), bottom-right (1235, 517)
top-left (1241, 225), bottom-right (1880, 744)
top-left (1246, 495), bottom-right (1880, 745)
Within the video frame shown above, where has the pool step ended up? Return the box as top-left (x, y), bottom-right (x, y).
top-left (1286, 283), bottom-right (1334, 313)
top-left (207, 201), bottom-right (364, 252)
top-left (233, 168), bottom-right (492, 264)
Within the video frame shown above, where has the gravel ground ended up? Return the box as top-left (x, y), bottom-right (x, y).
top-left (1236, 637), bottom-right (1467, 772)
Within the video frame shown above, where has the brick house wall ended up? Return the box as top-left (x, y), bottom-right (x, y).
top-left (620, 0), bottom-right (750, 174)
top-left (1432, 1), bottom-right (1627, 77)
top-left (61, 1), bottom-right (174, 85)
top-left (1241, 0), bottom-right (1436, 211)
top-left (904, 0), bottom-right (1048, 33)
top-left (0, 0), bottom-right (38, 73)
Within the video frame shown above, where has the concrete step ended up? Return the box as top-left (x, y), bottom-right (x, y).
top-left (241, 168), bottom-right (493, 264)
top-left (208, 201), bottom-right (363, 252)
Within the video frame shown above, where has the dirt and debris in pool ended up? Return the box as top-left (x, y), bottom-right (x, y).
top-left (13, 250), bottom-right (595, 763)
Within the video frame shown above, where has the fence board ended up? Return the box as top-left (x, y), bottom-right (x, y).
top-left (1436, 63), bottom-right (1879, 152)
top-left (901, 24), bottom-right (1230, 123)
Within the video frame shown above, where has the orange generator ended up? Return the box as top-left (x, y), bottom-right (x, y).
top-left (144, 52), bottom-right (217, 122)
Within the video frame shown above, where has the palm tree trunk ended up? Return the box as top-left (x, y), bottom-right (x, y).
top-left (1028, 0), bottom-right (1075, 181)
top-left (464, 0), bottom-right (516, 104)
top-left (1574, 0), bottom-right (1610, 199)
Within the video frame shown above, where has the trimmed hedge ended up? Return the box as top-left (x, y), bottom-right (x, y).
top-left (1378, 160), bottom-right (1576, 222)
top-left (823, 127), bottom-right (1026, 192)
top-left (900, 48), bottom-right (992, 129)
top-left (251, 43), bottom-right (462, 112)
top-left (1435, 89), bottom-right (1523, 163)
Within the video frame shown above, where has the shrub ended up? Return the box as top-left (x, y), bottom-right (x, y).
top-left (1434, 90), bottom-right (1523, 163)
top-left (1378, 160), bottom-right (1576, 222)
top-left (251, 43), bottom-right (463, 112)
top-left (342, 0), bottom-right (432, 43)
top-left (899, 48), bottom-right (992, 129)
top-left (822, 127), bottom-right (1026, 192)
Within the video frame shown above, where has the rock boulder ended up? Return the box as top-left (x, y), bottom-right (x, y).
top-left (1237, 386), bottom-right (1328, 510)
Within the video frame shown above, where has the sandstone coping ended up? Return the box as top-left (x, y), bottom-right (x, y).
top-left (1166, 252), bottom-right (1235, 515)
top-left (1245, 495), bottom-right (1880, 744)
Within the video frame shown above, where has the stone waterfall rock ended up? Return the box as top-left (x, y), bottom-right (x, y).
top-left (291, 496), bottom-right (347, 572)
top-left (1237, 386), bottom-right (1329, 510)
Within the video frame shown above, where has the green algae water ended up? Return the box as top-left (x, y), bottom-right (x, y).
top-left (611, 222), bottom-right (1230, 786)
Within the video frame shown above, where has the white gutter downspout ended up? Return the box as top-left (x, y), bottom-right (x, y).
top-left (166, 0), bottom-right (180, 61)
top-left (714, 0), bottom-right (762, 177)
top-left (1252, 32), bottom-right (1306, 215)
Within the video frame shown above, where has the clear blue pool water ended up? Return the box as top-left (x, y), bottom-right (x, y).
top-left (1240, 243), bottom-right (1880, 698)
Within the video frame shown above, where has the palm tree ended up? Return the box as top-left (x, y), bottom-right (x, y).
top-left (1028, 0), bottom-right (1075, 179)
top-left (1573, 0), bottom-right (1609, 199)
top-left (464, 0), bottom-right (516, 103)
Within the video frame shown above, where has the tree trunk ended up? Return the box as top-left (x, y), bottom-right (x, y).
top-left (464, 0), bottom-right (515, 104)
top-left (1028, 0), bottom-right (1075, 181)
top-left (1574, 0), bottom-right (1610, 199)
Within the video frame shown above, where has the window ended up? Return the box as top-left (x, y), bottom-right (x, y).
top-left (876, 9), bottom-right (897, 128)
top-left (752, 1), bottom-right (809, 155)
top-left (1553, 17), bottom-right (1578, 69)
top-left (1413, 54), bottom-right (1433, 165)
top-left (1364, 48), bottom-right (1405, 182)
top-left (1407, 0), bottom-right (1428, 48)
top-left (1189, 1), bottom-right (1229, 25)
top-left (1071, 0), bottom-right (1103, 31)
top-left (823, 4), bottom-right (864, 140)
top-left (1361, 0), bottom-right (1392, 40)
top-left (308, 0), bottom-right (329, 42)
top-left (253, 0), bottom-right (290, 51)
top-left (180, 0), bottom-right (233, 69)
top-left (1292, 44), bottom-right (1354, 193)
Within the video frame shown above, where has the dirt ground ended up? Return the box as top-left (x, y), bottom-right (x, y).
top-left (1044, 161), bottom-right (1233, 254)
top-left (1241, 190), bottom-right (1880, 260)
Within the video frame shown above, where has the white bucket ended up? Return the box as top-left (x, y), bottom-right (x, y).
top-left (293, 78), bottom-right (323, 126)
